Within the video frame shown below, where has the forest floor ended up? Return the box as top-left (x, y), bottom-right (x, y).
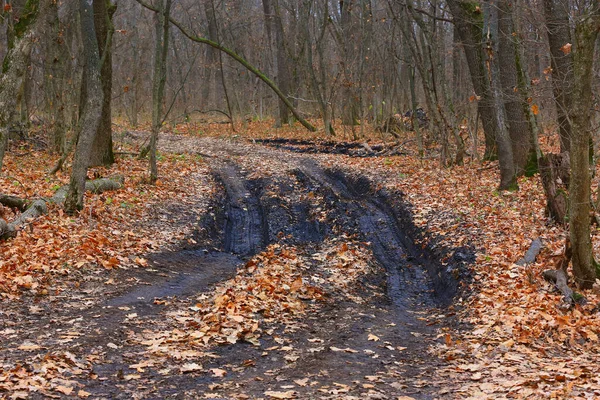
top-left (1, 121), bottom-right (600, 399)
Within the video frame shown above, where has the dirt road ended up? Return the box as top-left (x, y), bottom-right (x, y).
top-left (0, 136), bottom-right (471, 399)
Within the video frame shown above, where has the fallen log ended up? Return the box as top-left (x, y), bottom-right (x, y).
top-left (0, 218), bottom-right (10, 238)
top-left (542, 268), bottom-right (577, 306)
top-left (0, 176), bottom-right (124, 240)
top-left (0, 194), bottom-right (29, 211)
top-left (541, 238), bottom-right (586, 307)
top-left (516, 238), bottom-right (542, 266)
top-left (539, 153), bottom-right (569, 225)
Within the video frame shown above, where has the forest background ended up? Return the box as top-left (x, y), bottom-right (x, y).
top-left (1, 0), bottom-right (600, 398)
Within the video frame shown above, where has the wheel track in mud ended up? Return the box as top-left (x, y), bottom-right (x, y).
top-left (1, 137), bottom-right (469, 400)
top-left (212, 162), bottom-right (269, 256)
top-left (297, 159), bottom-right (435, 308)
top-left (191, 146), bottom-right (462, 399)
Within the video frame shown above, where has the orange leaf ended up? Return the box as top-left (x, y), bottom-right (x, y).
top-left (290, 276), bottom-right (303, 292)
top-left (560, 43), bottom-right (572, 55)
top-left (444, 333), bottom-right (452, 346)
top-left (531, 104), bottom-right (539, 115)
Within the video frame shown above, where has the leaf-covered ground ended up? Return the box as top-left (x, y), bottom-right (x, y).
top-left (1, 121), bottom-right (600, 399)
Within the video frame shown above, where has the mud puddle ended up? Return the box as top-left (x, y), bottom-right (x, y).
top-left (254, 138), bottom-right (407, 157)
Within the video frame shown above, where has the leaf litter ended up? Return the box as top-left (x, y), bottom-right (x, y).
top-left (1, 124), bottom-right (600, 398)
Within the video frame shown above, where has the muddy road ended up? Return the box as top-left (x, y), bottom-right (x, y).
top-left (0, 136), bottom-right (471, 399)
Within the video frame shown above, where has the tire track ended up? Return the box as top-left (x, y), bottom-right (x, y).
top-left (297, 159), bottom-right (441, 307)
top-left (212, 162), bottom-right (269, 256)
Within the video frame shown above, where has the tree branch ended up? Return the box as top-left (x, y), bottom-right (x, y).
top-left (134, 0), bottom-right (316, 132)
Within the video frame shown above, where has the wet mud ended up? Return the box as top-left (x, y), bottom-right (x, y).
top-left (1, 138), bottom-right (473, 399)
top-left (253, 138), bottom-right (403, 157)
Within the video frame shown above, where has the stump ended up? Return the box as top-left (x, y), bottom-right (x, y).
top-left (539, 153), bottom-right (570, 224)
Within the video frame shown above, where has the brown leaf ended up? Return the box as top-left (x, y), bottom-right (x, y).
top-left (264, 391), bottom-right (296, 399)
top-left (180, 363), bottom-right (203, 373)
top-left (211, 368), bottom-right (227, 377)
top-left (55, 385), bottom-right (74, 395)
top-left (560, 43), bottom-right (572, 55)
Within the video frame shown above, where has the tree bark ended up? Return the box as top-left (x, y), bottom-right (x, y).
top-left (569, 8), bottom-right (600, 289)
top-left (64, 0), bottom-right (105, 214)
top-left (88, 0), bottom-right (116, 167)
top-left (149, 0), bottom-right (171, 183)
top-left (543, 0), bottom-right (573, 154)
top-left (0, 0), bottom-right (46, 171)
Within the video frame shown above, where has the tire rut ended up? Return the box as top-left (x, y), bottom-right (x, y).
top-left (1, 137), bottom-right (469, 400)
top-left (212, 162), bottom-right (268, 256)
top-left (297, 159), bottom-right (442, 307)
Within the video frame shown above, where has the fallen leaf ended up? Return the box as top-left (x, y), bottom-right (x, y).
top-left (294, 378), bottom-right (309, 387)
top-left (264, 390), bottom-right (296, 399)
top-left (18, 342), bottom-right (41, 351)
top-left (560, 42), bottom-right (572, 55)
top-left (55, 385), bottom-right (74, 395)
top-left (368, 333), bottom-right (380, 342)
top-left (180, 363), bottom-right (203, 373)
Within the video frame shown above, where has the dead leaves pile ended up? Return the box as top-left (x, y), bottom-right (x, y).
top-left (336, 150), bottom-right (600, 398)
top-left (134, 239), bottom-right (373, 370)
top-left (0, 150), bottom-right (211, 296)
top-left (0, 351), bottom-right (92, 399)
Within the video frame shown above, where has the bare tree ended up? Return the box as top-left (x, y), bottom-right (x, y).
top-left (149, 0), bottom-right (172, 183)
top-left (0, 0), bottom-right (48, 170)
top-left (544, 0), bottom-right (573, 154)
top-left (498, 0), bottom-right (535, 175)
top-left (447, 0), bottom-right (516, 190)
top-left (569, 1), bottom-right (600, 289)
top-left (64, 0), bottom-right (104, 214)
top-left (88, 0), bottom-right (116, 167)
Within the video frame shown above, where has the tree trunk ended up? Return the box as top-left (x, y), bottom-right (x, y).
top-left (539, 153), bottom-right (569, 224)
top-left (569, 8), bottom-right (600, 289)
top-left (446, 0), bottom-right (516, 190)
top-left (340, 0), bottom-right (360, 127)
top-left (497, 0), bottom-right (532, 176)
top-left (202, 0), bottom-right (218, 109)
top-left (88, 0), bottom-right (116, 167)
top-left (274, 0), bottom-right (291, 126)
top-left (149, 0), bottom-right (171, 183)
top-left (446, 0), bottom-right (497, 161)
top-left (0, 0), bottom-right (45, 171)
top-left (64, 0), bottom-right (105, 214)
top-left (44, 1), bottom-right (69, 154)
top-left (543, 0), bottom-right (573, 154)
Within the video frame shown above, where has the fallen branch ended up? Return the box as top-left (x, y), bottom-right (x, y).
top-left (134, 0), bottom-right (316, 132)
top-left (0, 176), bottom-right (124, 240)
top-left (0, 194), bottom-right (29, 211)
top-left (542, 238), bottom-right (586, 307)
top-left (542, 269), bottom-right (572, 302)
top-left (516, 238), bottom-right (542, 266)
